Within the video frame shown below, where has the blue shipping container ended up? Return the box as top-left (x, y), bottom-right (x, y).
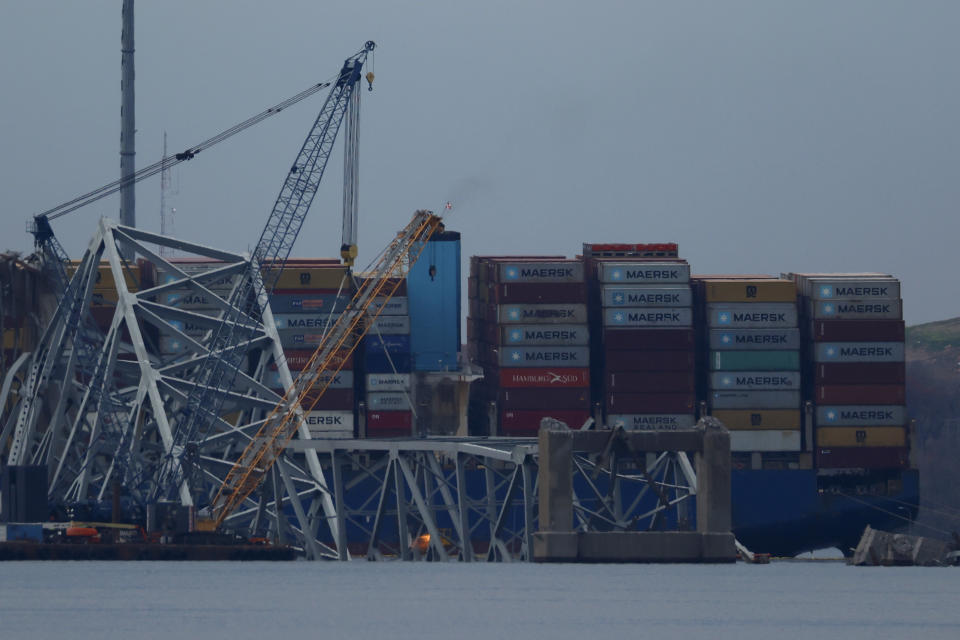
top-left (408, 231), bottom-right (461, 371)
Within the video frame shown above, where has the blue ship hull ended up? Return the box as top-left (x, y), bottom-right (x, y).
top-left (731, 468), bottom-right (919, 556)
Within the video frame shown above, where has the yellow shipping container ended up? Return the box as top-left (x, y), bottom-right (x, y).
top-left (268, 266), bottom-right (350, 290)
top-left (816, 426), bottom-right (907, 448)
top-left (703, 279), bottom-right (796, 303)
top-left (3, 329), bottom-right (26, 350)
top-left (711, 409), bottom-right (802, 430)
top-left (67, 262), bottom-right (140, 292)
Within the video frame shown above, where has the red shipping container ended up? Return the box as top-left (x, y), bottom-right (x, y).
top-left (498, 387), bottom-right (590, 410)
top-left (500, 409), bottom-right (591, 435)
top-left (367, 410), bottom-right (413, 429)
top-left (816, 446), bottom-right (909, 469)
top-left (606, 392), bottom-right (695, 413)
top-left (604, 349), bottom-right (695, 372)
top-left (606, 370), bottom-right (696, 393)
top-left (484, 282), bottom-right (586, 304)
top-left (602, 329), bottom-right (695, 350)
top-left (816, 384), bottom-right (906, 405)
top-left (814, 362), bottom-right (906, 385)
top-left (811, 320), bottom-right (905, 342)
top-left (498, 367), bottom-right (590, 388)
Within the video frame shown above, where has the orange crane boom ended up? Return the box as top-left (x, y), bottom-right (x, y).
top-left (210, 210), bottom-right (444, 527)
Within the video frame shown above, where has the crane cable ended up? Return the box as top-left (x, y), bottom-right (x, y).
top-left (36, 79), bottom-right (336, 223)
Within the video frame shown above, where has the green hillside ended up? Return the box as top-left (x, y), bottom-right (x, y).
top-left (907, 317), bottom-right (960, 353)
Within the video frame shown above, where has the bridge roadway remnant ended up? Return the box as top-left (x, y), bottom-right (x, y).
top-left (534, 417), bottom-right (736, 563)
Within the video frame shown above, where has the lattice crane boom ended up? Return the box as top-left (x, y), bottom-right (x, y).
top-left (211, 210), bottom-right (444, 527)
top-left (153, 42), bottom-right (376, 502)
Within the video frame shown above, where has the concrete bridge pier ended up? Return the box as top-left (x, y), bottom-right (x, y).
top-left (533, 417), bottom-right (737, 563)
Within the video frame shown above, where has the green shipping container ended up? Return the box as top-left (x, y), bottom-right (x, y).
top-left (710, 350), bottom-right (801, 371)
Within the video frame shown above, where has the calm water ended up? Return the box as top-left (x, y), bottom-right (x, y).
top-left (0, 561), bottom-right (957, 639)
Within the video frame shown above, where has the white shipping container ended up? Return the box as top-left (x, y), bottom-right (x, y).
top-left (707, 303), bottom-right (798, 328)
top-left (371, 296), bottom-right (409, 315)
top-left (730, 430), bottom-right (802, 452)
top-left (369, 316), bottom-right (411, 335)
top-left (367, 392), bottom-right (412, 411)
top-left (598, 262), bottom-right (690, 284)
top-left (497, 304), bottom-right (588, 324)
top-left (603, 307), bottom-right (692, 327)
top-left (497, 261), bottom-right (585, 283)
top-left (813, 342), bottom-right (905, 363)
top-left (602, 285), bottom-right (692, 308)
top-left (302, 410), bottom-right (354, 434)
top-left (709, 371), bottom-right (802, 391)
top-left (606, 414), bottom-right (696, 430)
top-left (809, 298), bottom-right (903, 321)
top-left (366, 373), bottom-right (411, 391)
top-left (816, 405), bottom-right (906, 427)
top-left (266, 369), bottom-right (353, 390)
top-left (804, 277), bottom-right (900, 300)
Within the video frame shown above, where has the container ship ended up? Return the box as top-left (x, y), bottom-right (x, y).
top-left (0, 235), bottom-right (917, 556)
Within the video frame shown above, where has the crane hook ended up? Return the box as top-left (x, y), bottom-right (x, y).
top-left (365, 71), bottom-right (375, 91)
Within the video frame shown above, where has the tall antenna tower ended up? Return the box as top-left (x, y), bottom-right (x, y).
top-left (159, 131), bottom-right (176, 258)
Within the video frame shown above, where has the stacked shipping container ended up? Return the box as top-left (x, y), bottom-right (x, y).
top-left (791, 273), bottom-right (908, 469)
top-left (268, 261), bottom-right (355, 438)
top-left (362, 277), bottom-right (415, 437)
top-left (585, 245), bottom-right (696, 430)
top-left (694, 277), bottom-right (802, 453)
top-left (467, 257), bottom-right (591, 436)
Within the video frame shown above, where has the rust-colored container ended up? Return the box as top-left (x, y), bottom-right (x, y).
top-left (366, 410), bottom-right (413, 430)
top-left (815, 446), bottom-right (910, 469)
top-left (498, 367), bottom-right (590, 388)
top-left (498, 387), bottom-right (590, 410)
top-left (500, 409), bottom-right (591, 435)
top-left (814, 362), bottom-right (905, 385)
top-left (479, 282), bottom-right (586, 304)
top-left (816, 384), bottom-right (906, 405)
top-left (606, 370), bottom-right (696, 393)
top-left (300, 388), bottom-right (355, 410)
top-left (603, 348), bottom-right (695, 372)
top-left (816, 426), bottom-right (907, 448)
top-left (701, 279), bottom-right (796, 303)
top-left (602, 328), bottom-right (695, 350)
top-left (605, 392), bottom-right (695, 413)
top-left (810, 320), bottom-right (905, 342)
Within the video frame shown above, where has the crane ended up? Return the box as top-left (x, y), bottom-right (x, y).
top-left (151, 41), bottom-right (376, 504)
top-left (2, 42), bottom-right (376, 518)
top-left (211, 210), bottom-right (444, 528)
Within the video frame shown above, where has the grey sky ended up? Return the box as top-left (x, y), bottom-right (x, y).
top-left (2, 1), bottom-right (957, 324)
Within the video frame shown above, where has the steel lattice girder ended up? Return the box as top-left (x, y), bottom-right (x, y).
top-left (285, 435), bottom-right (699, 561)
top-left (0, 219), bottom-right (341, 556)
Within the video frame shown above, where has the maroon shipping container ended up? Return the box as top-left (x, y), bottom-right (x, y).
top-left (482, 282), bottom-right (587, 304)
top-left (500, 409), bottom-right (591, 435)
top-left (816, 446), bottom-right (909, 469)
top-left (602, 328), bottom-right (695, 350)
top-left (366, 410), bottom-right (412, 429)
top-left (816, 384), bottom-right (906, 405)
top-left (498, 387), bottom-right (590, 410)
top-left (814, 362), bottom-right (906, 385)
top-left (606, 370), bottom-right (696, 393)
top-left (498, 367), bottom-right (590, 388)
top-left (810, 320), bottom-right (905, 342)
top-left (300, 388), bottom-right (355, 410)
top-left (606, 392), bottom-right (695, 413)
top-left (604, 348), bottom-right (695, 372)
